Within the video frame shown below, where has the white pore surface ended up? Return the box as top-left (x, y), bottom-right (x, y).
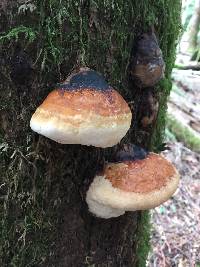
top-left (86, 198), bottom-right (125, 219)
top-left (86, 173), bottom-right (179, 218)
top-left (30, 109), bottom-right (131, 148)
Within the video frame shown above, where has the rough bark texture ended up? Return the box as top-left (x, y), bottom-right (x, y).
top-left (0, 1), bottom-right (180, 266)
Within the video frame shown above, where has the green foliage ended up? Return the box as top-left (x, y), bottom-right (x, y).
top-left (165, 128), bottom-right (177, 142)
top-left (0, 26), bottom-right (37, 42)
top-left (167, 115), bottom-right (200, 152)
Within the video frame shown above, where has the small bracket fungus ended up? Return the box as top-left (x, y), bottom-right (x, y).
top-left (139, 90), bottom-right (159, 128)
top-left (112, 144), bottom-right (148, 162)
top-left (30, 68), bottom-right (132, 147)
top-left (86, 146), bottom-right (179, 219)
top-left (130, 30), bottom-right (165, 88)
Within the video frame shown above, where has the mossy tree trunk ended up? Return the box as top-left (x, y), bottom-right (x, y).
top-left (0, 1), bottom-right (180, 266)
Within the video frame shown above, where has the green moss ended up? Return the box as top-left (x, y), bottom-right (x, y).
top-left (0, 141), bottom-right (53, 266)
top-left (135, 211), bottom-right (151, 267)
top-left (150, 0), bottom-right (181, 151)
top-left (0, 26), bottom-right (37, 42)
top-left (0, 0), bottom-right (181, 87)
top-left (167, 115), bottom-right (200, 152)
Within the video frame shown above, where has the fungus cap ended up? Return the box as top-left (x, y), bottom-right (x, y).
top-left (30, 69), bottom-right (132, 147)
top-left (130, 32), bottom-right (165, 87)
top-left (86, 153), bottom-right (179, 218)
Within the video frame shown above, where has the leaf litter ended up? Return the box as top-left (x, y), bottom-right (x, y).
top-left (148, 141), bottom-right (200, 267)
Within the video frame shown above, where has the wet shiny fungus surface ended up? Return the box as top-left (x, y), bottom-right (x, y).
top-left (113, 144), bottom-right (148, 162)
top-left (57, 70), bottom-right (110, 91)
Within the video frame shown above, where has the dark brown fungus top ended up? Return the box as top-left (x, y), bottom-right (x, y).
top-left (130, 31), bottom-right (165, 88)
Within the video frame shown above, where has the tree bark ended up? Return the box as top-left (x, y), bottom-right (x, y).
top-left (187, 0), bottom-right (200, 51)
top-left (0, 1), bottom-right (181, 266)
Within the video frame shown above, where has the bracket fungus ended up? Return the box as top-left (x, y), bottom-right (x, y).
top-left (86, 145), bottom-right (179, 219)
top-left (139, 90), bottom-right (159, 128)
top-left (30, 68), bottom-right (132, 147)
top-left (130, 30), bottom-right (165, 88)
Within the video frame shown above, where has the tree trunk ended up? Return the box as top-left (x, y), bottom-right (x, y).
top-left (187, 0), bottom-right (200, 52)
top-left (0, 1), bottom-right (180, 266)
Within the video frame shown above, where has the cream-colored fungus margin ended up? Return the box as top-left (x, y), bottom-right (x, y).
top-left (30, 108), bottom-right (132, 147)
top-left (86, 170), bottom-right (179, 218)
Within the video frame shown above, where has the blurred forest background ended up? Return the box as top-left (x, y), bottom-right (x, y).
top-left (148, 0), bottom-right (200, 266)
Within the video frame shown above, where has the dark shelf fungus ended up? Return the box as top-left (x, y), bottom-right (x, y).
top-left (130, 30), bottom-right (165, 88)
top-left (111, 143), bottom-right (149, 162)
top-left (86, 151), bottom-right (180, 218)
top-left (57, 69), bottom-right (110, 91)
top-left (139, 90), bottom-right (159, 128)
top-left (30, 68), bottom-right (132, 148)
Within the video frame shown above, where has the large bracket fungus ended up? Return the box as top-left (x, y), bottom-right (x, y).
top-left (86, 145), bottom-right (179, 219)
top-left (30, 68), bottom-right (132, 148)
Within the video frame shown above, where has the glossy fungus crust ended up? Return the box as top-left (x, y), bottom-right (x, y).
top-left (113, 144), bottom-right (148, 162)
top-left (57, 69), bottom-right (110, 91)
